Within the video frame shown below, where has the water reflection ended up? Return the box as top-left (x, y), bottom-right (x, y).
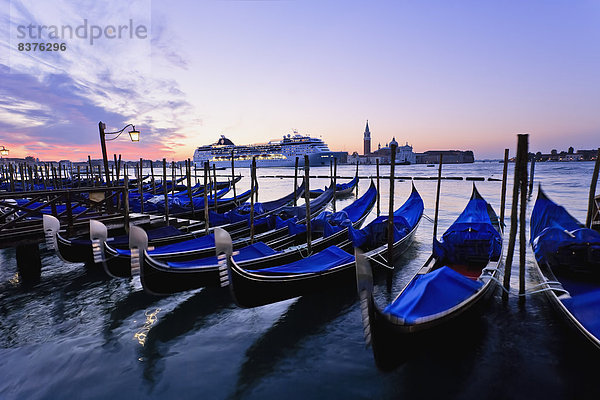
top-left (234, 286), bottom-right (357, 398)
top-left (136, 288), bottom-right (233, 383)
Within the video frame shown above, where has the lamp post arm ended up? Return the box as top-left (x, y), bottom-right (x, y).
top-left (104, 124), bottom-right (135, 141)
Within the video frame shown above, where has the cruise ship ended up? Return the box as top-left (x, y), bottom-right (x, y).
top-left (193, 132), bottom-right (339, 168)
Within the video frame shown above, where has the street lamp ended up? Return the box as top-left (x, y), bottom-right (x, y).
top-left (98, 121), bottom-right (140, 186)
top-left (0, 146), bottom-right (9, 157)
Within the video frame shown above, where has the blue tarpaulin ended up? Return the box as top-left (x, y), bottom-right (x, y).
top-left (562, 289), bottom-right (600, 340)
top-left (530, 192), bottom-right (600, 265)
top-left (166, 242), bottom-right (278, 269)
top-left (289, 183), bottom-right (377, 237)
top-left (116, 233), bottom-right (216, 256)
top-left (311, 175), bottom-right (358, 195)
top-left (348, 188), bottom-right (424, 248)
top-left (107, 225), bottom-right (183, 247)
top-left (383, 266), bottom-right (483, 324)
top-left (252, 245), bottom-right (354, 274)
top-left (433, 196), bottom-right (501, 264)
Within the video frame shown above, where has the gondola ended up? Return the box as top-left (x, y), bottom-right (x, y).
top-left (43, 214), bottom-right (205, 264)
top-left (44, 186), bottom-right (237, 264)
top-left (101, 185), bottom-right (336, 278)
top-left (356, 184), bottom-right (503, 370)
top-left (309, 174), bottom-right (359, 198)
top-left (44, 183), bottom-right (300, 265)
top-left (221, 184), bottom-right (424, 308)
top-left (138, 181), bottom-right (378, 295)
top-left (530, 188), bottom-right (600, 349)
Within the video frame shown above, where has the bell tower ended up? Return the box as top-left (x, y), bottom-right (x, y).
top-left (363, 120), bottom-right (371, 155)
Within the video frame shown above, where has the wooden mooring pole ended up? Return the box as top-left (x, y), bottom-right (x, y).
top-left (250, 156), bottom-right (256, 244)
top-left (528, 156), bottom-right (535, 197)
top-left (502, 134), bottom-right (528, 302)
top-left (376, 158), bottom-right (380, 216)
top-left (163, 158), bottom-right (169, 225)
top-left (203, 161), bottom-right (209, 233)
top-left (586, 148), bottom-right (600, 228)
top-left (355, 161), bottom-right (359, 197)
top-left (138, 159), bottom-right (144, 214)
top-left (304, 155), bottom-right (312, 254)
top-left (386, 141), bottom-right (398, 290)
top-left (231, 150), bottom-right (237, 201)
top-left (519, 136), bottom-right (529, 301)
top-left (333, 157), bottom-right (337, 212)
top-left (123, 173), bottom-right (130, 231)
top-left (213, 164), bottom-right (218, 211)
top-left (500, 149), bottom-right (509, 227)
top-left (293, 157), bottom-right (299, 207)
top-left (16, 243), bottom-right (41, 283)
top-left (187, 159), bottom-right (194, 214)
top-left (432, 154), bottom-right (444, 240)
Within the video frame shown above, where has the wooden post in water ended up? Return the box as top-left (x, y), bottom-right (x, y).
top-left (500, 149), bottom-right (509, 227)
top-left (162, 158), bottom-right (169, 225)
top-left (502, 134), bottom-right (527, 302)
top-left (138, 160), bottom-right (144, 214)
top-left (293, 157), bottom-right (299, 206)
top-left (171, 161), bottom-right (176, 198)
top-left (213, 164), bottom-right (218, 211)
top-left (386, 142), bottom-right (398, 289)
top-left (355, 160), bottom-right (359, 197)
top-left (376, 158), bottom-right (380, 216)
top-left (304, 155), bottom-right (312, 254)
top-left (150, 161), bottom-right (156, 194)
top-left (116, 154), bottom-right (122, 183)
top-left (250, 156), bottom-right (256, 243)
top-left (333, 157), bottom-right (338, 212)
top-left (528, 155), bottom-right (535, 196)
top-left (57, 163), bottom-right (62, 189)
top-left (87, 156), bottom-right (93, 187)
top-left (187, 159), bottom-right (195, 214)
top-left (123, 173), bottom-right (130, 231)
top-left (8, 164), bottom-right (15, 192)
top-left (253, 162), bottom-right (258, 203)
top-left (203, 161), bottom-right (209, 233)
top-left (230, 151), bottom-right (237, 201)
top-left (432, 154), bottom-right (444, 241)
top-left (518, 135), bottom-right (529, 301)
top-left (586, 148), bottom-right (600, 228)
top-left (111, 155), bottom-right (116, 183)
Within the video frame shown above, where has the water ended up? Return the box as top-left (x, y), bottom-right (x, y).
top-left (1, 161), bottom-right (599, 399)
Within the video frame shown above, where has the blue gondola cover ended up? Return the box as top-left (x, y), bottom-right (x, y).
top-left (530, 194), bottom-right (600, 265)
top-left (348, 188), bottom-right (423, 248)
top-left (433, 197), bottom-right (501, 264)
top-left (252, 245), bottom-right (354, 274)
top-left (383, 266), bottom-right (483, 324)
top-left (167, 242), bottom-right (278, 269)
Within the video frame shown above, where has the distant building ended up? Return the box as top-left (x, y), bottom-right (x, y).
top-left (363, 120), bottom-right (371, 156)
top-left (369, 138), bottom-right (416, 164)
top-left (350, 136), bottom-right (416, 165)
top-left (531, 148), bottom-right (597, 162)
top-left (416, 150), bottom-right (474, 164)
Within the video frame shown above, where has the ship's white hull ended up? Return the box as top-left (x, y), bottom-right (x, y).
top-left (194, 152), bottom-right (339, 169)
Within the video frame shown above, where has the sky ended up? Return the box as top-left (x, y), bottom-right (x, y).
top-left (0, 0), bottom-right (599, 161)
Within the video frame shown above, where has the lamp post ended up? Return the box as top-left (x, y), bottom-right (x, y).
top-left (0, 146), bottom-right (8, 158)
top-left (98, 122), bottom-right (139, 186)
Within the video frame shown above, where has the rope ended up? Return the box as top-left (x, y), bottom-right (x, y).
top-left (422, 214), bottom-right (434, 223)
top-left (519, 286), bottom-right (570, 297)
top-left (366, 253), bottom-right (394, 270)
